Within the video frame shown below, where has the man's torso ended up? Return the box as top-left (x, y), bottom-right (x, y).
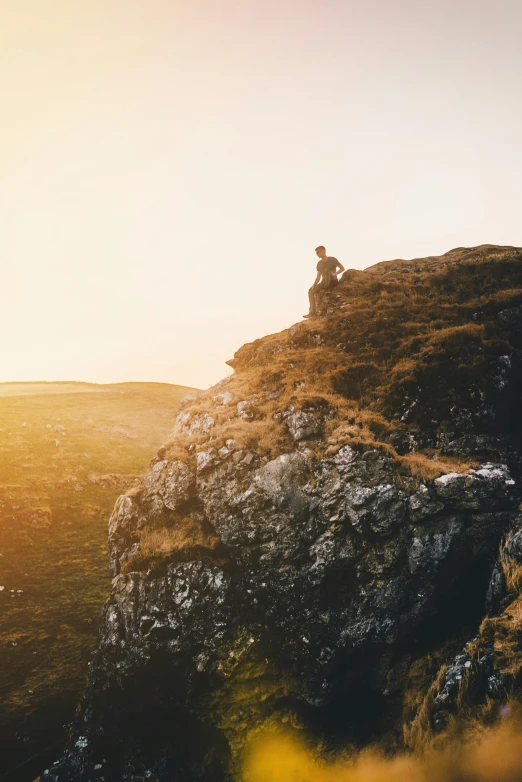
top-left (316, 256), bottom-right (339, 286)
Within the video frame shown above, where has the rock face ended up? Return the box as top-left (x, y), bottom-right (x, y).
top-left (44, 246), bottom-right (522, 780)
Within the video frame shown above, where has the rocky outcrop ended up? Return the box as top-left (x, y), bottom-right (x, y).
top-left (44, 246), bottom-right (522, 780)
top-left (405, 511), bottom-right (522, 748)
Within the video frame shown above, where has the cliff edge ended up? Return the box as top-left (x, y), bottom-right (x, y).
top-left (44, 246), bottom-right (522, 780)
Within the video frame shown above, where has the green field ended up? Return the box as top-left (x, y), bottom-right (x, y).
top-left (0, 382), bottom-right (196, 781)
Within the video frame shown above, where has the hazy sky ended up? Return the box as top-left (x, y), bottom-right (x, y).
top-left (1, 1), bottom-right (521, 389)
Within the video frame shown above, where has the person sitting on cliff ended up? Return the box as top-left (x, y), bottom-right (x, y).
top-left (304, 246), bottom-right (345, 319)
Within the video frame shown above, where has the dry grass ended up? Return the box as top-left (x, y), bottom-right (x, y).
top-left (160, 437), bottom-right (194, 466)
top-left (397, 453), bottom-right (474, 481)
top-left (501, 535), bottom-right (522, 594)
top-left (122, 516), bottom-right (221, 573)
top-left (389, 357), bottom-right (418, 378)
top-left (139, 526), bottom-right (197, 557)
top-left (424, 322), bottom-right (486, 348)
top-left (404, 663), bottom-right (451, 752)
top-left (477, 605), bottom-right (522, 680)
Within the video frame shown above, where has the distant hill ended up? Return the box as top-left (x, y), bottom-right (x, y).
top-left (0, 381), bottom-right (196, 781)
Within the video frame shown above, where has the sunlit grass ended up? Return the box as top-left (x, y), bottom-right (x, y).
top-left (0, 381), bottom-right (194, 774)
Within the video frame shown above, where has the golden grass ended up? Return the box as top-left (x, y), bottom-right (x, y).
top-left (140, 526), bottom-right (196, 557)
top-left (424, 323), bottom-right (486, 347)
top-left (500, 535), bottom-right (522, 594)
top-left (477, 602), bottom-right (522, 679)
top-left (389, 357), bottom-right (418, 377)
top-left (161, 437), bottom-right (194, 466)
top-left (397, 453), bottom-right (474, 481)
top-left (122, 516), bottom-right (220, 573)
top-left (404, 663), bottom-right (451, 752)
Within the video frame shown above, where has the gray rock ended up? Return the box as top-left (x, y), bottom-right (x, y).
top-left (173, 410), bottom-right (191, 432)
top-left (408, 484), bottom-right (444, 523)
top-left (498, 305), bottom-right (522, 330)
top-left (213, 392), bottom-right (233, 406)
top-left (388, 431), bottom-right (420, 455)
top-left (196, 449), bottom-right (219, 472)
top-left (434, 464), bottom-right (517, 510)
top-left (506, 529), bottom-right (522, 563)
top-left (285, 410), bottom-right (321, 441)
top-left (438, 434), bottom-right (510, 460)
top-left (485, 561), bottom-right (508, 616)
top-left (174, 411), bottom-right (215, 434)
top-left (108, 495), bottom-right (141, 576)
top-left (254, 452), bottom-right (307, 497)
top-left (433, 709), bottom-right (451, 731)
top-left (345, 483), bottom-right (407, 536)
top-left (141, 460), bottom-right (194, 513)
top-left (408, 519), bottom-right (464, 575)
top-left (49, 431), bottom-right (522, 780)
top-left (236, 400), bottom-right (251, 418)
top-left (487, 672), bottom-right (507, 698)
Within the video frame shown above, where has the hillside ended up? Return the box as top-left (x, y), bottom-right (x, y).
top-left (0, 382), bottom-right (195, 781)
top-left (168, 244), bottom-right (522, 472)
top-left (43, 246), bottom-right (522, 781)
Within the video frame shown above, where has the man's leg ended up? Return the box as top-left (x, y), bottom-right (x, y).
top-left (307, 285), bottom-right (317, 317)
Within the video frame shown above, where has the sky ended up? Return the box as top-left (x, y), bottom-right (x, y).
top-left (1, 0), bottom-right (521, 389)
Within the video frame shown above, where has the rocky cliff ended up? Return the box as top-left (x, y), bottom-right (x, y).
top-left (44, 246), bottom-right (522, 781)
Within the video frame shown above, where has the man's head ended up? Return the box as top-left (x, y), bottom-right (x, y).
top-left (315, 245), bottom-right (326, 260)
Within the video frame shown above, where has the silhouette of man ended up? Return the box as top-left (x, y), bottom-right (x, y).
top-left (304, 246), bottom-right (345, 318)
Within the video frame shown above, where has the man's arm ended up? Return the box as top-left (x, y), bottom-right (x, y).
top-left (336, 261), bottom-right (345, 275)
top-left (312, 272), bottom-right (321, 287)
